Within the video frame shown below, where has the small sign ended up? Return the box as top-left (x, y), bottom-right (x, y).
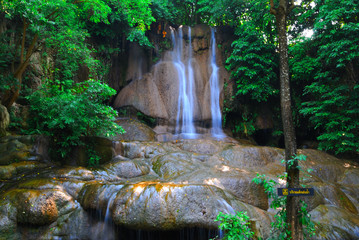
top-left (278, 188), bottom-right (314, 196)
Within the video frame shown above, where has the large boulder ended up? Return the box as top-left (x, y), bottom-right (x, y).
top-left (78, 181), bottom-right (272, 238)
top-left (114, 118), bottom-right (156, 142)
top-left (0, 136), bottom-right (35, 165)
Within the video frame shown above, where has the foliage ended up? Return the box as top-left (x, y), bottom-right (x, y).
top-left (0, 0), bottom-right (112, 108)
top-left (252, 154), bottom-right (316, 240)
top-left (253, 174), bottom-right (289, 240)
top-left (231, 111), bottom-right (256, 137)
top-left (252, 173), bottom-right (315, 240)
top-left (226, 20), bottom-right (278, 102)
top-left (0, 0), bottom-right (156, 108)
top-left (151, 0), bottom-right (176, 23)
top-left (136, 111), bottom-right (156, 127)
top-left (214, 211), bottom-right (254, 240)
top-left (27, 79), bottom-right (124, 158)
top-left (87, 144), bottom-right (102, 167)
top-left (291, 0), bottom-right (359, 154)
top-left (198, 0), bottom-right (246, 26)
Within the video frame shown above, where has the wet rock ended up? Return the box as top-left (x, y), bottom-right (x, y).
top-left (122, 141), bottom-right (180, 159)
top-left (0, 161), bottom-right (49, 180)
top-left (16, 190), bottom-right (59, 225)
top-left (39, 207), bottom-right (93, 240)
top-left (1, 188), bottom-right (74, 226)
top-left (338, 168), bottom-right (359, 185)
top-left (151, 152), bottom-right (198, 179)
top-left (0, 137), bottom-right (32, 165)
top-left (54, 167), bottom-right (95, 181)
top-left (79, 181), bottom-right (272, 238)
top-left (216, 145), bottom-right (284, 169)
top-left (78, 182), bottom-right (125, 212)
top-left (104, 159), bottom-right (150, 178)
top-left (310, 205), bottom-right (359, 239)
top-left (178, 139), bottom-right (230, 155)
top-left (0, 189), bottom-right (92, 240)
top-left (113, 73), bottom-right (170, 120)
top-left (311, 223), bottom-right (356, 240)
top-left (311, 182), bottom-right (358, 214)
top-left (114, 118), bottom-right (156, 142)
top-left (299, 149), bottom-right (347, 183)
top-left (0, 104), bottom-right (9, 137)
top-left (172, 167), bottom-right (268, 210)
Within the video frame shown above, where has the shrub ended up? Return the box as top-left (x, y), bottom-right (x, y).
top-left (27, 79), bottom-right (124, 158)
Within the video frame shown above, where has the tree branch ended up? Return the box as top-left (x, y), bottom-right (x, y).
top-left (20, 18), bottom-right (28, 64)
top-left (270, 0), bottom-right (277, 15)
top-left (289, 0), bottom-right (296, 13)
top-left (14, 33), bottom-right (38, 78)
top-left (46, 9), bottom-right (59, 20)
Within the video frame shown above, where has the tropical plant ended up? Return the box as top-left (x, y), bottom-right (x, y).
top-left (252, 155), bottom-right (316, 239)
top-left (226, 20), bottom-right (278, 102)
top-left (214, 211), bottom-right (254, 240)
top-left (27, 79), bottom-right (124, 158)
top-left (0, 0), bottom-right (111, 108)
top-left (291, 0), bottom-right (359, 155)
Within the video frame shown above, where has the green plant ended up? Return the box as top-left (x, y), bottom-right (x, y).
top-left (232, 112), bottom-right (257, 137)
top-left (87, 145), bottom-right (101, 167)
top-left (226, 20), bottom-right (278, 103)
top-left (252, 174), bottom-right (289, 240)
top-left (290, 0), bottom-right (359, 155)
top-left (136, 111), bottom-right (156, 127)
top-left (214, 211), bottom-right (254, 240)
top-left (252, 154), bottom-right (316, 240)
top-left (27, 79), bottom-right (125, 159)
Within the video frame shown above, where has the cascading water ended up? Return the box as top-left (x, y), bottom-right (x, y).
top-left (172, 27), bottom-right (197, 138)
top-left (209, 28), bottom-right (225, 138)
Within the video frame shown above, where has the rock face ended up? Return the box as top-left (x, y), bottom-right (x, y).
top-left (0, 104), bottom-right (10, 137)
top-left (113, 25), bottom-right (230, 129)
top-left (114, 118), bottom-right (156, 142)
top-left (1, 135), bottom-right (359, 239)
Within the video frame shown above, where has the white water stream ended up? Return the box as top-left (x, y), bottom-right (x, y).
top-left (209, 28), bottom-right (225, 138)
top-left (170, 26), bottom-right (225, 138)
top-left (172, 27), bottom-right (197, 138)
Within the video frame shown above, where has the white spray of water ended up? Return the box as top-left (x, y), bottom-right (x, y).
top-left (209, 28), bottom-right (225, 138)
top-left (172, 27), bottom-right (196, 138)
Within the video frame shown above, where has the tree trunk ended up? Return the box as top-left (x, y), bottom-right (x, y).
top-left (270, 0), bottom-right (302, 239)
top-left (2, 27), bottom-right (38, 110)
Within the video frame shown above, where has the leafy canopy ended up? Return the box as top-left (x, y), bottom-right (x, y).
top-left (292, 0), bottom-right (359, 154)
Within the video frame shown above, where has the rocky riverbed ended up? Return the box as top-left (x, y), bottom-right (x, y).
top-left (1, 124), bottom-right (359, 239)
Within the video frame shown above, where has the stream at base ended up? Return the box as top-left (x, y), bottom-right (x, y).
top-left (89, 210), bottom-right (221, 240)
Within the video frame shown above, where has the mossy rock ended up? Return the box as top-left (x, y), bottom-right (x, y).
top-left (114, 118), bottom-right (156, 142)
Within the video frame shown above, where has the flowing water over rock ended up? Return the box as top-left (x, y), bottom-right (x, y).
top-left (113, 25), bottom-right (229, 139)
top-left (172, 27), bottom-right (196, 138)
top-left (209, 28), bottom-right (225, 138)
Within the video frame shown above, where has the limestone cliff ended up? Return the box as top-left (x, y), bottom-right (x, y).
top-left (113, 25), bottom-right (230, 131)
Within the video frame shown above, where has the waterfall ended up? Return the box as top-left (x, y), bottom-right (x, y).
top-left (172, 26), bottom-right (196, 138)
top-left (209, 28), bottom-right (225, 138)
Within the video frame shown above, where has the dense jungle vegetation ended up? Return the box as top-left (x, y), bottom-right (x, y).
top-left (0, 0), bottom-right (358, 158)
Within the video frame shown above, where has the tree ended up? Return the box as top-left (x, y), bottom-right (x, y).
top-left (269, 0), bottom-right (302, 239)
top-left (294, 0), bottom-right (359, 155)
top-left (0, 0), bottom-right (111, 109)
top-left (0, 0), bottom-right (156, 110)
top-left (27, 79), bottom-right (124, 159)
